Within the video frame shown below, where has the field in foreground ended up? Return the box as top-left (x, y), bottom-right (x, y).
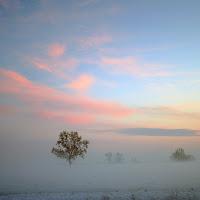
top-left (1, 160), bottom-right (200, 199)
top-left (0, 188), bottom-right (200, 200)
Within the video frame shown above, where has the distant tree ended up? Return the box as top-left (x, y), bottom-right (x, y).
top-left (105, 152), bottom-right (113, 163)
top-left (51, 131), bottom-right (89, 165)
top-left (170, 148), bottom-right (195, 161)
top-left (114, 152), bottom-right (124, 163)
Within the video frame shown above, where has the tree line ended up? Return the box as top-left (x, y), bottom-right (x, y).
top-left (51, 131), bottom-right (196, 165)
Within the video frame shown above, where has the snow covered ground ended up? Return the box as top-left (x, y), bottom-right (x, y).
top-left (1, 160), bottom-right (200, 199)
top-left (0, 188), bottom-right (200, 200)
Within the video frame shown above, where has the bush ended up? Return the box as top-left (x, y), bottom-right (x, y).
top-left (170, 148), bottom-right (195, 161)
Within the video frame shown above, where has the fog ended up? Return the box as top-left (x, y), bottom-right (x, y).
top-left (1, 133), bottom-right (200, 195)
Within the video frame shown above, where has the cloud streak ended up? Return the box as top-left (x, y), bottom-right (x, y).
top-left (27, 42), bottom-right (80, 79)
top-left (115, 128), bottom-right (199, 137)
top-left (30, 57), bottom-right (79, 79)
top-left (1, 69), bottom-right (199, 127)
top-left (141, 106), bottom-right (200, 120)
top-left (0, 69), bottom-right (138, 125)
top-left (47, 43), bottom-right (66, 58)
top-left (98, 56), bottom-right (200, 78)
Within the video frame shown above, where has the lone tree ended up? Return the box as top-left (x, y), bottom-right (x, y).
top-left (51, 131), bottom-right (89, 165)
top-left (170, 148), bottom-right (195, 161)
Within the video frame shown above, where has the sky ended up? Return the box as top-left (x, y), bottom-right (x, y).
top-left (0, 0), bottom-right (200, 153)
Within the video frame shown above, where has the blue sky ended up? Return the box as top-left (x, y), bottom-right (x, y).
top-left (0, 0), bottom-right (200, 140)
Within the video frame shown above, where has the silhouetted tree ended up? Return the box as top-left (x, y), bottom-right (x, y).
top-left (114, 152), bottom-right (124, 163)
top-left (51, 131), bottom-right (89, 165)
top-left (105, 152), bottom-right (113, 163)
top-left (170, 148), bottom-right (195, 161)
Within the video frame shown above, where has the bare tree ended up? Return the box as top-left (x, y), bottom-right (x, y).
top-left (114, 152), bottom-right (124, 163)
top-left (105, 152), bottom-right (113, 163)
top-left (51, 131), bottom-right (89, 165)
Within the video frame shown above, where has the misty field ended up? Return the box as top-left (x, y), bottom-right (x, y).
top-left (1, 159), bottom-right (200, 200)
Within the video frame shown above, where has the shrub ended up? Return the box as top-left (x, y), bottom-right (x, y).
top-left (170, 148), bottom-right (195, 161)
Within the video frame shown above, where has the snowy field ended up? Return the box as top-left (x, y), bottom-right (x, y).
top-left (1, 137), bottom-right (200, 199)
top-left (1, 160), bottom-right (200, 200)
top-left (0, 189), bottom-right (200, 200)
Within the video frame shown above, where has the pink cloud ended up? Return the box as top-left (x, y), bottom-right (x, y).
top-left (32, 58), bottom-right (53, 73)
top-left (39, 110), bottom-right (93, 125)
top-left (64, 74), bottom-right (95, 91)
top-left (0, 0), bottom-right (8, 8)
top-left (81, 100), bottom-right (137, 117)
top-left (0, 69), bottom-right (137, 125)
top-left (0, 69), bottom-right (33, 88)
top-left (30, 57), bottom-right (79, 79)
top-left (99, 56), bottom-right (198, 78)
top-left (101, 57), bottom-right (139, 75)
top-left (47, 43), bottom-right (66, 57)
top-left (101, 57), bottom-right (136, 67)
